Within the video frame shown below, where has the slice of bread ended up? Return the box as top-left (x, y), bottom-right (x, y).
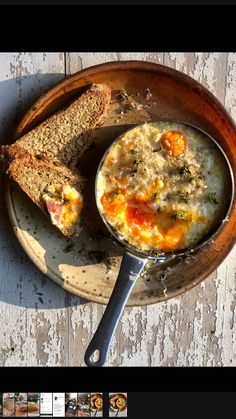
top-left (1, 144), bottom-right (84, 238)
top-left (15, 83), bottom-right (111, 168)
top-left (0, 83), bottom-right (111, 238)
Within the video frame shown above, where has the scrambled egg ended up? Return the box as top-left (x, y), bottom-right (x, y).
top-left (97, 121), bottom-right (227, 252)
top-left (116, 397), bottom-right (126, 410)
top-left (43, 185), bottom-right (83, 229)
top-left (94, 397), bottom-right (103, 410)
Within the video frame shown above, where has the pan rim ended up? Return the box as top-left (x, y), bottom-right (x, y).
top-left (95, 119), bottom-right (235, 260)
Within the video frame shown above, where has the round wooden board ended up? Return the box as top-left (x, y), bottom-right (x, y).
top-left (4, 61), bottom-right (236, 306)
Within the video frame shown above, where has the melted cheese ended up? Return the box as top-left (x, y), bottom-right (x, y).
top-left (43, 185), bottom-right (83, 229)
top-left (97, 122), bottom-right (227, 252)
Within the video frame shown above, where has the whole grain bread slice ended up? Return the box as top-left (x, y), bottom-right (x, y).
top-left (0, 83), bottom-right (111, 239)
top-left (14, 83), bottom-right (111, 168)
top-left (1, 144), bottom-right (84, 238)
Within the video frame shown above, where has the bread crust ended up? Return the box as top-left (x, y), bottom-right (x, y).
top-left (1, 146), bottom-right (84, 239)
top-left (0, 83), bottom-right (111, 239)
top-left (14, 83), bottom-right (111, 167)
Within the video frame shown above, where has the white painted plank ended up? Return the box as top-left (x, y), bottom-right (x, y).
top-left (65, 52), bottom-right (236, 366)
top-left (0, 52), bottom-right (69, 366)
top-left (164, 52), bottom-right (227, 102)
top-left (76, 52), bottom-right (119, 69)
top-left (117, 52), bottom-right (164, 64)
top-left (0, 52), bottom-right (235, 367)
top-left (214, 52), bottom-right (236, 365)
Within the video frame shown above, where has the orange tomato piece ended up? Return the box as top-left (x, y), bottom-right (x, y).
top-left (101, 192), bottom-right (127, 222)
top-left (126, 207), bottom-right (153, 226)
top-left (160, 130), bottom-right (187, 157)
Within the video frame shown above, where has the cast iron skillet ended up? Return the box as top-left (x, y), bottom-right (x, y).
top-left (84, 120), bottom-right (234, 367)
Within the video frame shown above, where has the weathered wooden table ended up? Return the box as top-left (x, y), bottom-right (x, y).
top-left (0, 53), bottom-right (235, 366)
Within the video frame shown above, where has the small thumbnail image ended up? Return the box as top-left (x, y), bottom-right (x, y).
top-left (77, 393), bottom-right (90, 417)
top-left (15, 393), bottom-right (28, 417)
top-left (109, 393), bottom-right (127, 417)
top-left (0, 393), bottom-right (2, 417)
top-left (40, 393), bottom-right (53, 417)
top-left (52, 393), bottom-right (65, 417)
top-left (90, 393), bottom-right (103, 417)
top-left (3, 393), bottom-right (15, 417)
top-left (65, 393), bottom-right (77, 417)
top-left (27, 393), bottom-right (40, 417)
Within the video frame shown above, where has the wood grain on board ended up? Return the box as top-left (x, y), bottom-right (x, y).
top-left (0, 52), bottom-right (235, 366)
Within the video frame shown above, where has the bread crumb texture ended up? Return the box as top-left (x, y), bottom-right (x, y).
top-left (0, 83), bottom-right (111, 238)
top-left (16, 83), bottom-right (111, 167)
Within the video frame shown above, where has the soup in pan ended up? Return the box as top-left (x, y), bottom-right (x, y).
top-left (97, 121), bottom-right (229, 253)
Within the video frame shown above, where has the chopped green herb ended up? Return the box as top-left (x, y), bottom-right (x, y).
top-left (130, 149), bottom-right (138, 156)
top-left (179, 163), bottom-right (191, 176)
top-left (117, 89), bottom-right (136, 111)
top-left (153, 145), bottom-right (161, 152)
top-left (119, 89), bottom-right (129, 100)
top-left (134, 158), bottom-right (143, 165)
top-left (179, 191), bottom-right (189, 203)
top-left (193, 232), bottom-right (202, 244)
top-left (45, 190), bottom-right (56, 198)
top-left (38, 297), bottom-right (44, 304)
top-left (120, 170), bottom-right (128, 178)
top-left (164, 193), bottom-right (172, 201)
top-left (206, 192), bottom-right (218, 204)
top-left (104, 256), bottom-right (118, 272)
top-left (197, 175), bottom-right (205, 181)
top-left (172, 210), bottom-right (187, 221)
top-left (111, 191), bottom-right (118, 198)
top-left (152, 193), bottom-right (157, 201)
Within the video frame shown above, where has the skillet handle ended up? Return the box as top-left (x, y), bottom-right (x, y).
top-left (84, 251), bottom-right (147, 367)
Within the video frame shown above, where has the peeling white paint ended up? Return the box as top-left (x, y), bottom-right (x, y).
top-left (168, 52), bottom-right (188, 73)
top-left (0, 52), bottom-right (235, 367)
top-left (214, 247), bottom-right (236, 365)
top-left (225, 52), bottom-right (236, 120)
